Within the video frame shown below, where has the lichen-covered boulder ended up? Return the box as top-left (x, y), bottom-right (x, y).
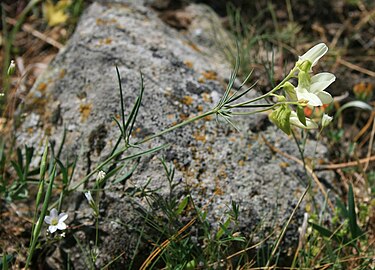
top-left (17, 1), bottom-right (330, 268)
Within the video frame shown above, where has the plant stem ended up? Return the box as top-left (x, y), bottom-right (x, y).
top-left (135, 109), bottom-right (216, 145)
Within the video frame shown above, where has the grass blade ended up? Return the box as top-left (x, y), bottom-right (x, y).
top-left (348, 184), bottom-right (363, 240)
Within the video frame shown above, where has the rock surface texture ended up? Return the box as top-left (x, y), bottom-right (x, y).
top-left (18, 1), bottom-right (330, 268)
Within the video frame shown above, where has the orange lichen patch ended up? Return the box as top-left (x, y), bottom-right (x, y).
top-left (179, 113), bottom-right (189, 121)
top-left (201, 92), bottom-right (212, 103)
top-left (198, 76), bottom-right (205, 83)
top-left (99, 38), bottom-right (113, 45)
top-left (204, 115), bottom-right (212, 121)
top-left (79, 103), bottom-right (92, 122)
top-left (214, 186), bottom-right (224, 196)
top-left (193, 131), bottom-right (206, 142)
top-left (228, 137), bottom-right (236, 142)
top-left (131, 127), bottom-right (142, 137)
top-left (201, 70), bottom-right (217, 81)
top-left (37, 82), bottom-right (48, 92)
top-left (279, 162), bottom-right (290, 168)
top-left (188, 42), bottom-right (201, 52)
top-left (184, 60), bottom-right (193, 69)
top-left (26, 92), bottom-right (48, 115)
top-left (167, 114), bottom-right (175, 120)
top-left (59, 69), bottom-right (66, 79)
top-left (196, 105), bottom-right (204, 112)
top-left (182, 95), bottom-right (194, 106)
top-left (96, 18), bottom-right (117, 26)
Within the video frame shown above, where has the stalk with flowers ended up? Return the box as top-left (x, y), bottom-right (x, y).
top-left (24, 43), bottom-right (336, 268)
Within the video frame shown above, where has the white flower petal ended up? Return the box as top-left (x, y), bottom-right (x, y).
top-left (57, 222), bottom-right (67, 230)
top-left (310, 73), bottom-right (335, 94)
top-left (296, 88), bottom-right (323, 106)
top-left (85, 191), bottom-right (93, 202)
top-left (49, 225), bottom-right (57, 233)
top-left (44, 216), bottom-right (52, 224)
top-left (322, 114), bottom-right (333, 127)
top-left (317, 91), bottom-right (333, 104)
top-left (50, 208), bottom-right (58, 218)
top-left (299, 43), bottom-right (328, 68)
top-left (58, 213), bottom-right (68, 222)
top-left (311, 72), bottom-right (335, 84)
top-left (290, 112), bottom-right (318, 129)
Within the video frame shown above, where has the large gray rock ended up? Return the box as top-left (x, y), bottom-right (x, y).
top-left (18, 1), bottom-right (330, 268)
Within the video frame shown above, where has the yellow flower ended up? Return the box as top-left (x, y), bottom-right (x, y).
top-left (43, 0), bottom-right (71, 27)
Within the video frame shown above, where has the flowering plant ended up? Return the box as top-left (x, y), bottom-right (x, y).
top-left (44, 208), bottom-right (68, 233)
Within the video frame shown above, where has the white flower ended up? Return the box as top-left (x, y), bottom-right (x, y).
top-left (289, 111), bottom-right (318, 129)
top-left (84, 191), bottom-right (99, 216)
top-left (296, 72), bottom-right (335, 106)
top-left (96, 170), bottom-right (106, 182)
top-left (321, 113), bottom-right (333, 127)
top-left (84, 191), bottom-right (94, 204)
top-left (297, 43), bottom-right (328, 70)
top-left (44, 208), bottom-right (68, 233)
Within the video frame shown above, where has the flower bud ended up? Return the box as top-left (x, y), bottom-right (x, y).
top-left (7, 60), bottom-right (16, 76)
top-left (297, 43), bottom-right (328, 71)
top-left (321, 113), bottom-right (333, 128)
top-left (96, 170), bottom-right (106, 182)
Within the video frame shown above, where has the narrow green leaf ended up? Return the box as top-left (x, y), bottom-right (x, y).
top-left (57, 127), bottom-right (67, 159)
top-left (335, 101), bottom-right (373, 118)
top-left (10, 161), bottom-right (24, 181)
top-left (56, 159), bottom-right (68, 186)
top-left (112, 116), bottom-right (125, 137)
top-left (16, 147), bottom-right (23, 171)
top-left (115, 66), bottom-right (127, 138)
top-left (296, 106), bottom-right (307, 126)
top-left (118, 144), bottom-right (169, 162)
top-left (126, 72), bottom-right (145, 142)
top-left (309, 222), bottom-right (344, 244)
top-left (348, 184), bottom-right (363, 239)
top-left (335, 197), bottom-right (349, 219)
top-left (175, 196), bottom-right (189, 215)
top-left (113, 161), bottom-right (139, 184)
top-left (216, 218), bottom-right (231, 240)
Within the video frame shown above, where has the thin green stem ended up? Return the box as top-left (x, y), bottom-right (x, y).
top-left (135, 109), bottom-right (216, 145)
top-left (231, 107), bottom-right (276, 116)
top-left (95, 216), bottom-right (99, 248)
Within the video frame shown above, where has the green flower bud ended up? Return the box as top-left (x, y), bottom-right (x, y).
top-left (7, 60), bottom-right (16, 76)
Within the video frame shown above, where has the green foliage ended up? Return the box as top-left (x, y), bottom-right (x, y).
top-left (0, 143), bottom-right (39, 202)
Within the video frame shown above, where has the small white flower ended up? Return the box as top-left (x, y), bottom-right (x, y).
top-left (44, 208), bottom-right (68, 233)
top-left (321, 113), bottom-right (333, 127)
top-left (297, 43), bottom-right (328, 70)
top-left (96, 170), bottom-right (106, 182)
top-left (289, 111), bottom-right (318, 129)
top-left (84, 191), bottom-right (94, 204)
top-left (84, 191), bottom-right (99, 216)
top-left (296, 72), bottom-right (335, 107)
